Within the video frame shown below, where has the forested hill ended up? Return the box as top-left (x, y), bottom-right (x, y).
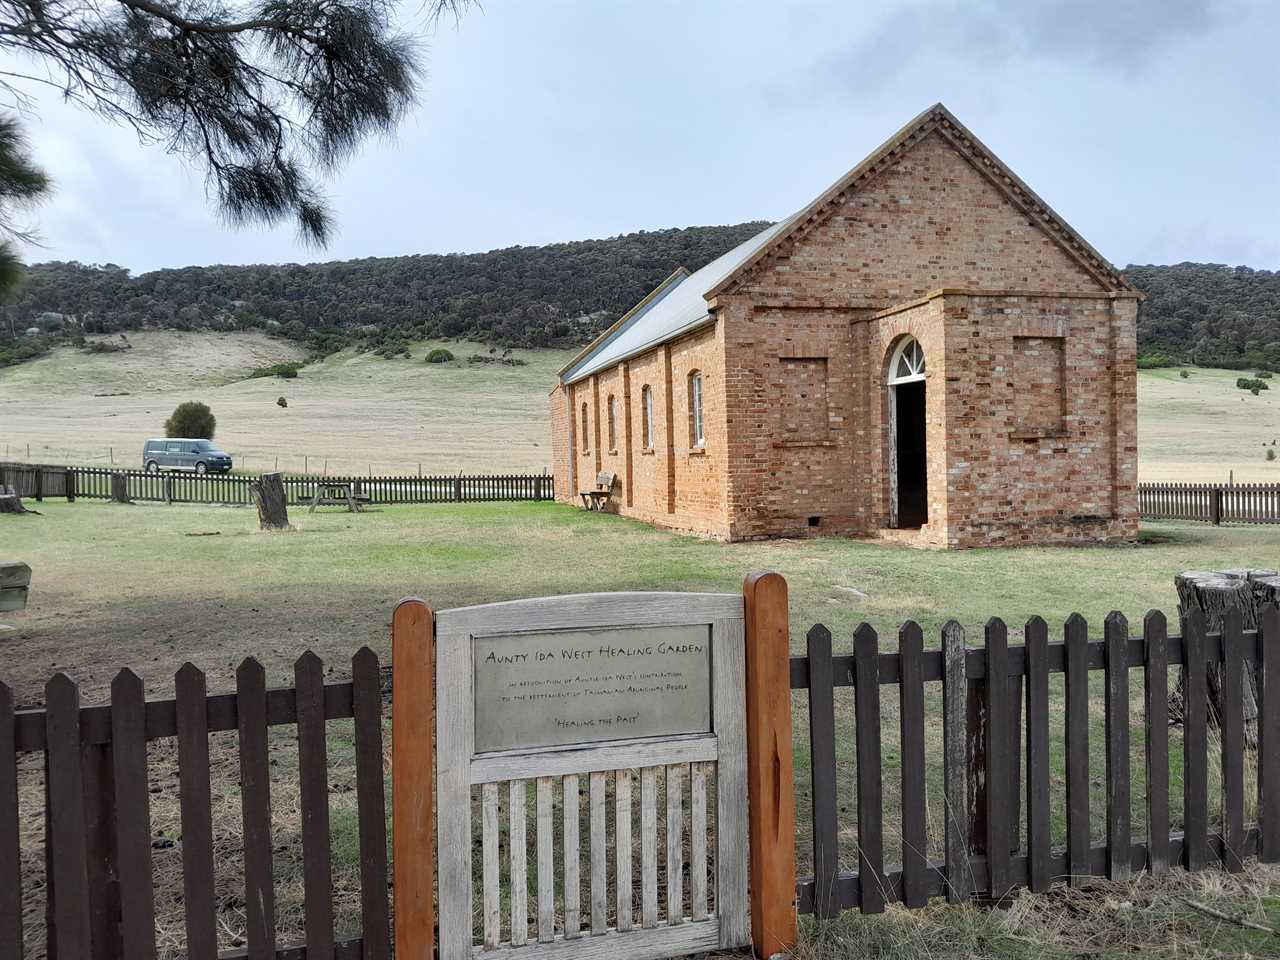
top-left (2, 229), bottom-right (1278, 370)
top-left (1123, 263), bottom-right (1280, 369)
top-left (4, 223), bottom-right (770, 354)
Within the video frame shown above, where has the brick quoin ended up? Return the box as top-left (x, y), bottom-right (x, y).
top-left (549, 105), bottom-right (1141, 548)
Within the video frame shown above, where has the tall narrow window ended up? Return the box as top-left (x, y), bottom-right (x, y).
top-left (689, 371), bottom-right (705, 448)
top-left (607, 395), bottom-right (617, 450)
top-left (580, 402), bottom-right (589, 452)
top-left (641, 385), bottom-right (654, 449)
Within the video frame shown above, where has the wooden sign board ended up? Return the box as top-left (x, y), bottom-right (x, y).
top-left (436, 592), bottom-right (750, 960)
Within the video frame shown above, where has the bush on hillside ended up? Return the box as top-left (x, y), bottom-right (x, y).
top-left (250, 361), bottom-right (302, 379)
top-left (165, 401), bottom-right (216, 439)
top-left (426, 348), bottom-right (455, 363)
top-left (1267, 448), bottom-right (1277, 462)
top-left (1237, 377), bottom-right (1270, 392)
top-left (1138, 353), bottom-right (1174, 369)
top-left (1179, 369), bottom-right (1190, 378)
top-left (1259, 370), bottom-right (1274, 379)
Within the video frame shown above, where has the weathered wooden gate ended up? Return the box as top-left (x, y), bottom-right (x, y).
top-left (435, 592), bottom-right (751, 960)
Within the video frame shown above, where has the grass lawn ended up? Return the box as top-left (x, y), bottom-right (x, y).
top-left (4, 501), bottom-right (1280, 957)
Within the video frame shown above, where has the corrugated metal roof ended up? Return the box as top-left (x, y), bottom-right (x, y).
top-left (561, 218), bottom-right (791, 383)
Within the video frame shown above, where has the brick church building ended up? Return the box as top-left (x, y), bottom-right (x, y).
top-left (549, 104), bottom-right (1140, 547)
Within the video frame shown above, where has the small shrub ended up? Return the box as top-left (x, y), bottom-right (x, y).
top-left (1179, 369), bottom-right (1190, 378)
top-left (1237, 377), bottom-right (1270, 392)
top-left (1137, 353), bottom-right (1174, 369)
top-left (250, 361), bottom-right (302, 379)
top-left (1267, 448), bottom-right (1277, 462)
top-left (276, 396), bottom-right (288, 408)
top-left (165, 401), bottom-right (216, 439)
top-left (426, 348), bottom-right (455, 363)
top-left (1259, 370), bottom-right (1274, 379)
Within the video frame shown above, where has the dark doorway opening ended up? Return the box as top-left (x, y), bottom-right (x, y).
top-left (894, 380), bottom-right (927, 528)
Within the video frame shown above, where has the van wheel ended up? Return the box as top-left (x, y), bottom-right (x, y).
top-left (146, 461), bottom-right (159, 474)
top-left (195, 462), bottom-right (208, 475)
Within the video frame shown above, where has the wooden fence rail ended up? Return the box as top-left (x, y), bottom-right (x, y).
top-left (788, 604), bottom-right (1280, 918)
top-left (0, 461), bottom-right (553, 507)
top-left (1, 650), bottom-right (391, 960)
top-left (1139, 481), bottom-right (1280, 524)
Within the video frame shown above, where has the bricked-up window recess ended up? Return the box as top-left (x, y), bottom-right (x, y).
top-left (775, 357), bottom-right (830, 440)
top-left (1012, 336), bottom-right (1066, 435)
top-left (580, 402), bottom-right (589, 452)
top-left (689, 371), bottom-right (705, 448)
top-left (641, 385), bottom-right (654, 449)
top-left (607, 395), bottom-right (617, 450)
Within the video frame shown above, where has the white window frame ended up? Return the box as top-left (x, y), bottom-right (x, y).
top-left (690, 371), bottom-right (705, 448)
top-left (607, 395), bottom-right (617, 450)
top-left (642, 385), bottom-right (654, 449)
top-left (580, 402), bottom-right (589, 452)
top-left (887, 336), bottom-right (926, 385)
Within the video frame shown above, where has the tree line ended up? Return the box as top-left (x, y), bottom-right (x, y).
top-left (2, 234), bottom-right (1277, 369)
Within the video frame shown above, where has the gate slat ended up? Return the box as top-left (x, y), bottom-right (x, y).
top-left (536, 777), bottom-right (555, 942)
top-left (1104, 613), bottom-right (1131, 881)
top-left (296, 652), bottom-right (335, 959)
top-left (666, 764), bottom-right (684, 925)
top-left (805, 624), bottom-right (840, 916)
top-left (853, 623), bottom-right (885, 914)
top-left (898, 621), bottom-right (928, 908)
top-left (1064, 614), bottom-right (1090, 886)
top-left (510, 779), bottom-right (528, 946)
top-left (46, 673), bottom-right (92, 959)
top-left (1221, 609), bottom-right (1246, 872)
top-left (1025, 617), bottom-right (1051, 894)
top-left (983, 618), bottom-right (1011, 897)
top-left (1184, 610), bottom-right (1210, 871)
top-left (351, 648), bottom-right (390, 960)
top-left (689, 763), bottom-right (708, 922)
top-left (589, 771), bottom-right (606, 935)
top-left (941, 621), bottom-right (969, 903)
top-left (1143, 612), bottom-right (1171, 874)
top-left (0, 682), bottom-right (22, 960)
top-left (176, 664), bottom-right (218, 960)
top-left (482, 783), bottom-right (501, 948)
top-left (640, 767), bottom-right (658, 928)
top-left (563, 774), bottom-right (581, 938)
top-left (1262, 603), bottom-right (1280, 862)
top-left (616, 769), bottom-right (634, 931)
top-left (111, 668), bottom-right (157, 959)
top-left (237, 657), bottom-right (277, 959)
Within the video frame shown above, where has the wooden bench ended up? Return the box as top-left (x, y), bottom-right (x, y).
top-left (579, 471), bottom-right (617, 511)
top-left (308, 481), bottom-right (370, 513)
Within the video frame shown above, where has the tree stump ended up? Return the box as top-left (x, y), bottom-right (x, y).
top-left (250, 472), bottom-right (292, 530)
top-left (110, 472), bottom-right (132, 503)
top-left (1173, 568), bottom-right (1279, 748)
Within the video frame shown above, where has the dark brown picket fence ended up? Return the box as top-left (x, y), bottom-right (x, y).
top-left (0, 461), bottom-right (553, 506)
top-left (1, 650), bottom-right (391, 960)
top-left (790, 604), bottom-right (1280, 917)
top-left (1139, 481), bottom-right (1280, 524)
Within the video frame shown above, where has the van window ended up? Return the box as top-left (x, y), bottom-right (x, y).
top-left (166, 441), bottom-right (180, 454)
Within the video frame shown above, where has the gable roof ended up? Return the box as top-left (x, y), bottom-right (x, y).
top-left (561, 103), bottom-right (1133, 385)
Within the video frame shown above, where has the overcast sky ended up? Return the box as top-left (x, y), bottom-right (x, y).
top-left (8, 0), bottom-right (1279, 273)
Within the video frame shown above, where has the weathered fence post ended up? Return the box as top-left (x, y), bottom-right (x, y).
top-left (64, 469), bottom-right (75, 503)
top-left (33, 467), bottom-right (43, 502)
top-left (1211, 486), bottom-right (1223, 525)
top-left (392, 598), bottom-right (435, 960)
top-left (743, 571), bottom-right (797, 957)
top-left (163, 475), bottom-right (173, 506)
top-left (454, 474), bottom-right (463, 502)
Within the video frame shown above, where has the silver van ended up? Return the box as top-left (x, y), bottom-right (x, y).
top-left (142, 438), bottom-right (233, 474)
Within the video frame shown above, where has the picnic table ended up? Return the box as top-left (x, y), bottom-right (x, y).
top-left (308, 481), bottom-right (370, 513)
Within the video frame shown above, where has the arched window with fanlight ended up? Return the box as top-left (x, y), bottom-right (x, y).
top-left (887, 336), bottom-right (928, 529)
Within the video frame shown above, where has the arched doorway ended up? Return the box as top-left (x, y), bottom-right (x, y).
top-left (888, 337), bottom-right (927, 528)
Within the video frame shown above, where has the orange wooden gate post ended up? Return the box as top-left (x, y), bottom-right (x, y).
top-left (744, 572), bottom-right (798, 957)
top-left (392, 598), bottom-right (435, 960)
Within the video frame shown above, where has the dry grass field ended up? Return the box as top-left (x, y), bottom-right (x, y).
top-left (2, 330), bottom-right (1278, 481)
top-left (0, 331), bottom-right (574, 474)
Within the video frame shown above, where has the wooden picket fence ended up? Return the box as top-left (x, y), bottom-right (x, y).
top-left (787, 604), bottom-right (1280, 918)
top-left (0, 650), bottom-right (391, 960)
top-left (1139, 481), bottom-right (1280, 524)
top-left (4, 583), bottom-right (1280, 959)
top-left (0, 461), bottom-right (553, 506)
